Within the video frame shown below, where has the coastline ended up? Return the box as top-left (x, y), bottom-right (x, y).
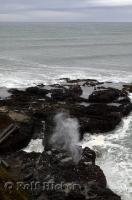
top-left (0, 78), bottom-right (131, 199)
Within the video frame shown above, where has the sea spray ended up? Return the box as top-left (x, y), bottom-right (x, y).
top-left (50, 112), bottom-right (82, 163)
top-left (23, 121), bottom-right (45, 153)
top-left (81, 93), bottom-right (132, 200)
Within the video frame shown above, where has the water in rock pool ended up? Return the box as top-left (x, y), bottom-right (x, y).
top-left (0, 22), bottom-right (132, 199)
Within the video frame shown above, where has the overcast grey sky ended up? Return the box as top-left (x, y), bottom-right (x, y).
top-left (0, 0), bottom-right (132, 22)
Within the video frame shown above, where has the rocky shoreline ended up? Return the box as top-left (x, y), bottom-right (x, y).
top-left (0, 78), bottom-right (132, 200)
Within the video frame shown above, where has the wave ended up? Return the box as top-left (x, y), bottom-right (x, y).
top-left (0, 65), bottom-right (131, 88)
top-left (7, 42), bottom-right (132, 50)
top-left (81, 94), bottom-right (132, 200)
top-left (0, 54), bottom-right (131, 88)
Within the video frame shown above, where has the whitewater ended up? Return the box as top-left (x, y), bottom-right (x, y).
top-left (81, 93), bottom-right (132, 200)
top-left (0, 22), bottom-right (132, 199)
top-left (0, 22), bottom-right (132, 88)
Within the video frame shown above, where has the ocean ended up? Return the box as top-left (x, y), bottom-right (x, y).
top-left (0, 22), bottom-right (132, 199)
top-left (0, 22), bottom-right (132, 87)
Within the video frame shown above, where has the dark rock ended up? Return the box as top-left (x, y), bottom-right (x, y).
top-left (3, 149), bottom-right (107, 199)
top-left (69, 104), bottom-right (122, 136)
top-left (0, 113), bottom-right (13, 129)
top-left (123, 84), bottom-right (132, 93)
top-left (0, 78), bottom-right (129, 200)
top-left (68, 85), bottom-right (82, 98)
top-left (23, 172), bottom-right (33, 181)
top-left (51, 85), bottom-right (82, 102)
top-left (0, 113), bottom-right (34, 154)
top-left (65, 78), bottom-right (101, 86)
top-left (88, 185), bottom-right (121, 200)
top-left (65, 192), bottom-right (85, 200)
top-left (80, 147), bottom-right (96, 165)
top-left (0, 121), bottom-right (34, 154)
top-left (26, 86), bottom-right (49, 97)
top-left (51, 88), bottom-right (68, 101)
top-left (88, 88), bottom-right (127, 103)
top-left (1, 143), bottom-right (120, 200)
top-left (83, 79), bottom-right (102, 87)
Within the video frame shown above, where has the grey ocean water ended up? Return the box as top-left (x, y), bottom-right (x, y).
top-left (0, 22), bottom-right (132, 199)
top-left (0, 22), bottom-right (132, 87)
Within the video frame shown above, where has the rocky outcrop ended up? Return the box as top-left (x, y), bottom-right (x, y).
top-left (1, 147), bottom-right (120, 200)
top-left (0, 78), bottom-right (131, 200)
top-left (123, 84), bottom-right (132, 93)
top-left (51, 85), bottom-right (82, 102)
top-left (0, 78), bottom-right (131, 150)
top-left (0, 166), bottom-right (29, 200)
top-left (88, 88), bottom-right (127, 103)
top-left (0, 112), bottom-right (34, 154)
top-left (0, 121), bottom-right (33, 154)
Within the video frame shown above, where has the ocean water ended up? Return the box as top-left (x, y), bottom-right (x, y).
top-left (81, 92), bottom-right (132, 200)
top-left (0, 22), bottom-right (132, 199)
top-left (0, 22), bottom-right (132, 87)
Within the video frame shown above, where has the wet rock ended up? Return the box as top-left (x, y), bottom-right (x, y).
top-left (88, 88), bottom-right (127, 103)
top-left (0, 166), bottom-right (29, 200)
top-left (65, 192), bottom-right (85, 200)
top-left (26, 86), bottom-right (49, 97)
top-left (51, 85), bottom-right (82, 102)
top-left (2, 143), bottom-right (120, 200)
top-left (9, 111), bottom-right (30, 122)
top-left (68, 85), bottom-right (82, 98)
top-left (51, 88), bottom-right (68, 101)
top-left (23, 172), bottom-right (33, 181)
top-left (80, 147), bottom-right (96, 165)
top-left (0, 78), bottom-right (129, 200)
top-left (123, 84), bottom-right (132, 93)
top-left (2, 149), bottom-right (106, 199)
top-left (83, 79), bottom-right (102, 87)
top-left (0, 113), bottom-right (13, 129)
top-left (66, 188), bottom-right (121, 200)
top-left (68, 104), bottom-right (122, 136)
top-left (0, 112), bottom-right (34, 155)
top-left (0, 121), bottom-right (34, 154)
top-left (79, 112), bottom-right (121, 136)
top-left (87, 185), bottom-right (121, 200)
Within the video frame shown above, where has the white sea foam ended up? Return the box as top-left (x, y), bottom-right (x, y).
top-left (0, 23), bottom-right (132, 198)
top-left (0, 65), bottom-right (132, 88)
top-left (23, 139), bottom-right (44, 153)
top-left (81, 93), bottom-right (132, 200)
top-left (0, 22), bottom-right (132, 89)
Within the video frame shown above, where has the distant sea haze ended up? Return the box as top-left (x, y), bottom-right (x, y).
top-left (0, 22), bottom-right (132, 87)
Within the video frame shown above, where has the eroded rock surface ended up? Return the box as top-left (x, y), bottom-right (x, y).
top-left (0, 78), bottom-right (131, 200)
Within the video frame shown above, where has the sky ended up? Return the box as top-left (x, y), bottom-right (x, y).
top-left (0, 0), bottom-right (132, 22)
